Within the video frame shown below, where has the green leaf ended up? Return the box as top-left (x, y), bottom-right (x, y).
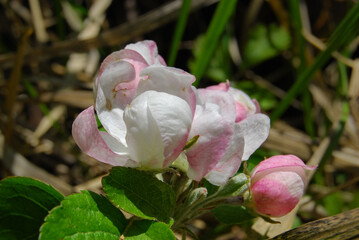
top-left (64, 232), bottom-right (120, 240)
top-left (125, 220), bottom-right (176, 240)
top-left (211, 205), bottom-right (255, 224)
top-left (243, 23), bottom-right (291, 67)
top-left (0, 177), bottom-right (64, 240)
top-left (322, 192), bottom-right (345, 216)
top-left (39, 191), bottom-right (127, 240)
top-left (103, 167), bottom-right (175, 223)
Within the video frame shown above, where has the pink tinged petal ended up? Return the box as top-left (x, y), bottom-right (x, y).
top-left (186, 103), bottom-right (234, 181)
top-left (237, 113), bottom-right (270, 160)
top-left (97, 49), bottom-right (146, 78)
top-left (96, 60), bottom-right (139, 110)
top-left (197, 89), bottom-right (237, 122)
top-left (125, 40), bottom-right (166, 66)
top-left (124, 91), bottom-right (192, 169)
top-left (235, 102), bottom-right (248, 122)
top-left (205, 124), bottom-right (245, 186)
top-left (228, 87), bottom-right (258, 115)
top-left (205, 81), bottom-right (230, 92)
top-left (251, 155), bottom-right (317, 184)
top-left (253, 99), bottom-right (261, 113)
top-left (95, 49), bottom-right (148, 108)
top-left (251, 172), bottom-right (304, 217)
top-left (72, 106), bottom-right (134, 166)
top-left (137, 66), bottom-right (197, 115)
top-left (95, 60), bottom-right (139, 145)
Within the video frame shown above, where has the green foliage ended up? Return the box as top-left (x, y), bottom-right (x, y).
top-left (203, 179), bottom-right (219, 197)
top-left (271, 2), bottom-right (359, 122)
top-left (211, 205), bottom-right (255, 224)
top-left (191, 0), bottom-right (238, 85)
top-left (102, 167), bottom-right (176, 223)
top-left (63, 232), bottom-right (120, 240)
top-left (168, 0), bottom-right (192, 66)
top-left (242, 24), bottom-right (291, 68)
top-left (125, 220), bottom-right (176, 240)
top-left (322, 192), bottom-right (345, 216)
top-left (234, 81), bottom-right (278, 111)
top-left (189, 34), bottom-right (232, 83)
top-left (349, 191), bottom-right (359, 209)
top-left (39, 191), bottom-right (127, 240)
top-left (0, 177), bottom-right (64, 240)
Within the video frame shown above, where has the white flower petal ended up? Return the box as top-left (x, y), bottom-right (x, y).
top-left (124, 91), bottom-right (192, 169)
top-left (125, 40), bottom-right (166, 65)
top-left (238, 113), bottom-right (270, 160)
top-left (137, 65), bottom-right (196, 115)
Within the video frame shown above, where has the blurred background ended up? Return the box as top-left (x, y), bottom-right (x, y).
top-left (1, 0), bottom-right (359, 239)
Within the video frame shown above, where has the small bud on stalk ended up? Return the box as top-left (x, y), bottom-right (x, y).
top-left (248, 155), bottom-right (316, 217)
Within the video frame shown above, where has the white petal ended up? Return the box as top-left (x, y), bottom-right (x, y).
top-left (147, 91), bottom-right (193, 166)
top-left (237, 113), bottom-right (270, 160)
top-left (95, 61), bottom-right (135, 145)
top-left (137, 65), bottom-right (196, 115)
top-left (124, 91), bottom-right (192, 169)
top-left (125, 40), bottom-right (166, 65)
top-left (99, 131), bottom-right (128, 156)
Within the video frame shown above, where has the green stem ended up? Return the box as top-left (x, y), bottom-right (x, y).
top-left (168, 0), bottom-right (192, 66)
top-left (192, 0), bottom-right (238, 86)
top-left (172, 178), bottom-right (250, 230)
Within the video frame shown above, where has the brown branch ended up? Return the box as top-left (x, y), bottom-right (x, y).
top-left (0, 0), bottom-right (219, 69)
top-left (3, 28), bottom-right (32, 143)
top-left (270, 207), bottom-right (359, 240)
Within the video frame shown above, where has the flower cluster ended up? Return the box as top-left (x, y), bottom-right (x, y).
top-left (72, 40), bottom-right (316, 218)
top-left (72, 40), bottom-right (270, 186)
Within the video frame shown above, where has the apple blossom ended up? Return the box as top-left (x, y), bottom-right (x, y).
top-left (185, 81), bottom-right (270, 185)
top-left (72, 40), bottom-right (196, 169)
top-left (249, 155), bottom-right (316, 217)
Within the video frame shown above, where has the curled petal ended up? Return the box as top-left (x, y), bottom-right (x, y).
top-left (72, 106), bottom-right (135, 166)
top-left (251, 155), bottom-right (317, 184)
top-left (96, 60), bottom-right (143, 110)
top-left (95, 60), bottom-right (137, 145)
top-left (137, 66), bottom-right (197, 115)
top-left (205, 124), bottom-right (245, 186)
top-left (94, 49), bottom-right (148, 100)
top-left (228, 87), bottom-right (258, 116)
top-left (237, 113), bottom-right (270, 160)
top-left (124, 91), bottom-right (192, 169)
top-left (125, 40), bottom-right (166, 66)
top-left (205, 81), bottom-right (230, 92)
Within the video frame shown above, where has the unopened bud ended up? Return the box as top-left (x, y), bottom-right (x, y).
top-left (215, 173), bottom-right (249, 198)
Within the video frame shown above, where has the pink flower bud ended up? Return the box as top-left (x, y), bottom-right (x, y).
top-left (250, 155), bottom-right (316, 217)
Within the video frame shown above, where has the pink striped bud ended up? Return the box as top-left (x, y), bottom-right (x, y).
top-left (250, 155), bottom-right (316, 217)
